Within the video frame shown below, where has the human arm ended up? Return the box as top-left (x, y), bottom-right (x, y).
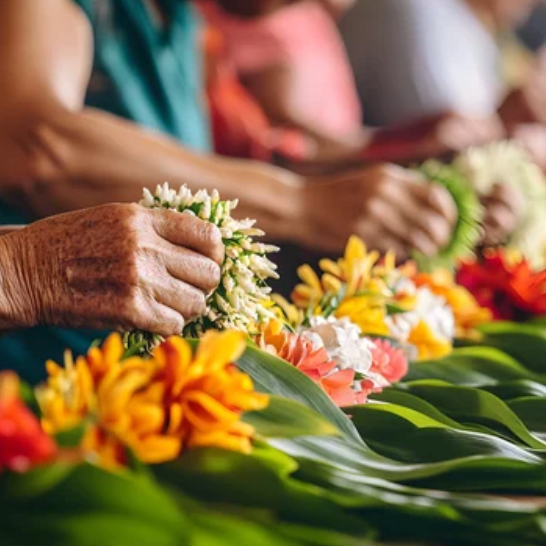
top-left (0, 0), bottom-right (456, 259)
top-left (0, 204), bottom-right (223, 334)
top-left (0, 0), bottom-right (301, 241)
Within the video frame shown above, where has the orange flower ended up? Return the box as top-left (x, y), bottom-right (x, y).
top-left (0, 372), bottom-right (56, 472)
top-left (414, 269), bottom-right (492, 338)
top-left (155, 332), bottom-right (268, 454)
top-left (257, 320), bottom-right (369, 406)
top-left (37, 332), bottom-right (267, 468)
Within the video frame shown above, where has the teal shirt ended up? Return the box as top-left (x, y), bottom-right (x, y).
top-left (0, 0), bottom-right (211, 384)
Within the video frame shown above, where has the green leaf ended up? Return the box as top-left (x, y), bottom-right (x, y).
top-left (401, 383), bottom-right (546, 450)
top-left (244, 395), bottom-right (340, 439)
top-left (405, 347), bottom-right (532, 386)
top-left (236, 345), bottom-right (362, 443)
top-left (478, 322), bottom-right (546, 374)
top-left (414, 162), bottom-right (483, 270)
top-left (0, 464), bottom-right (189, 546)
top-left (508, 397), bottom-right (546, 434)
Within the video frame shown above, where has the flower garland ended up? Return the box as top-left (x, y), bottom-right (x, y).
top-left (134, 183), bottom-right (278, 345)
top-left (454, 141), bottom-right (546, 269)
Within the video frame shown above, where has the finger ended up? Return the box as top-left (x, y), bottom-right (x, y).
top-left (157, 238), bottom-right (221, 293)
top-left (356, 220), bottom-right (408, 259)
top-left (379, 182), bottom-right (452, 246)
top-left (142, 302), bottom-right (186, 338)
top-left (151, 208), bottom-right (224, 264)
top-left (414, 182), bottom-right (458, 226)
top-left (486, 184), bottom-right (524, 215)
top-left (365, 199), bottom-right (440, 255)
top-left (118, 290), bottom-right (186, 337)
top-left (483, 205), bottom-right (518, 233)
top-left (481, 225), bottom-right (507, 247)
top-left (152, 276), bottom-right (207, 322)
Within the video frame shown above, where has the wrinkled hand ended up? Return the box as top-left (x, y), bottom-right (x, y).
top-left (302, 164), bottom-right (457, 259)
top-left (480, 184), bottom-right (524, 247)
top-left (0, 204), bottom-right (223, 335)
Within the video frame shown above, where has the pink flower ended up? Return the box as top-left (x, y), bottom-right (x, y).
top-left (370, 339), bottom-right (408, 384)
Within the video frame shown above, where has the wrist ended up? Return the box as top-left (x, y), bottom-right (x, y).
top-left (0, 231), bottom-right (38, 329)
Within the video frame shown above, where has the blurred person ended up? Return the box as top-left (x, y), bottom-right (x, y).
top-left (0, 0), bottom-right (458, 371)
top-left (0, 205), bottom-right (223, 382)
top-left (204, 0), bottom-right (507, 168)
top-left (340, 0), bottom-right (539, 127)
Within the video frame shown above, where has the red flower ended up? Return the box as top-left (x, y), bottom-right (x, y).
top-left (370, 339), bottom-right (409, 383)
top-left (0, 372), bottom-right (56, 472)
top-left (457, 250), bottom-right (546, 320)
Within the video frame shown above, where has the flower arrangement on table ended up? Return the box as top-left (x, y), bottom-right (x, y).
top-left (5, 181), bottom-right (546, 546)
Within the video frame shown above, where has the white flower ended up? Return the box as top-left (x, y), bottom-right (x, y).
top-left (301, 316), bottom-right (374, 375)
top-left (139, 183), bottom-right (278, 337)
top-left (386, 287), bottom-right (454, 345)
top-left (455, 141), bottom-right (546, 269)
top-left (414, 287), bottom-right (455, 342)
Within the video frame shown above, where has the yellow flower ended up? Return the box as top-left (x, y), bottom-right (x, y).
top-left (408, 321), bottom-right (452, 361)
top-left (414, 270), bottom-right (492, 339)
top-left (335, 296), bottom-right (390, 336)
top-left (292, 236), bottom-right (394, 309)
top-left (37, 332), bottom-right (268, 468)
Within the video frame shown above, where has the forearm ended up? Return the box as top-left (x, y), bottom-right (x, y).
top-left (0, 232), bottom-right (35, 332)
top-left (0, 107), bottom-right (303, 241)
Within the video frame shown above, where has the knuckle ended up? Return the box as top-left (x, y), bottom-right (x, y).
top-left (184, 289), bottom-right (207, 319)
top-left (199, 222), bottom-right (223, 251)
top-left (201, 260), bottom-right (221, 290)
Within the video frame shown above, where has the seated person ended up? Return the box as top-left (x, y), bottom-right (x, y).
top-left (0, 204), bottom-right (223, 382)
top-left (340, 0), bottom-right (545, 152)
top-left (0, 0), bottom-right (458, 371)
top-left (202, 0), bottom-right (507, 166)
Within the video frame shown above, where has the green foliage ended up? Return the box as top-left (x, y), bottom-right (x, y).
top-left (414, 161), bottom-right (483, 271)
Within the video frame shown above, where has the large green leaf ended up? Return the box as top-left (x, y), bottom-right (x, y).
top-left (244, 395), bottom-right (341, 439)
top-left (400, 383), bottom-right (546, 450)
top-left (346, 403), bottom-right (541, 462)
top-left (508, 397), bottom-right (546, 435)
top-left (156, 445), bottom-right (546, 545)
top-left (236, 345), bottom-right (361, 442)
top-left (478, 322), bottom-right (546, 374)
top-left (406, 347), bottom-right (533, 386)
top-left (0, 464), bottom-right (189, 546)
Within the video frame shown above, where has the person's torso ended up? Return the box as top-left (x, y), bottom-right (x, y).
top-left (341, 0), bottom-right (503, 126)
top-left (76, 0), bottom-right (211, 150)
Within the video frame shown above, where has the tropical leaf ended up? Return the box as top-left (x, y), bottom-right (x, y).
top-left (405, 347), bottom-right (533, 386)
top-left (478, 322), bottom-right (546, 374)
top-left (400, 382), bottom-right (546, 450)
top-left (244, 395), bottom-right (341, 439)
top-left (236, 344), bottom-right (362, 442)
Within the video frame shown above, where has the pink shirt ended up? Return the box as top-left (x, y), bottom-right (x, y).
top-left (202, 1), bottom-right (362, 139)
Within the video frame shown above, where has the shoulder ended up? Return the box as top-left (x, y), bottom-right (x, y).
top-left (0, 0), bottom-right (92, 43)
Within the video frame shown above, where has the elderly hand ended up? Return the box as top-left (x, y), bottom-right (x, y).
top-left (302, 164), bottom-right (457, 259)
top-left (480, 183), bottom-right (524, 247)
top-left (0, 204), bottom-right (223, 335)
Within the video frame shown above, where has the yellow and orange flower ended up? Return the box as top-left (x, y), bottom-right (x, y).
top-left (291, 236), bottom-right (394, 308)
top-left (414, 269), bottom-right (492, 338)
top-left (37, 332), bottom-right (268, 468)
top-left (407, 321), bottom-right (452, 361)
